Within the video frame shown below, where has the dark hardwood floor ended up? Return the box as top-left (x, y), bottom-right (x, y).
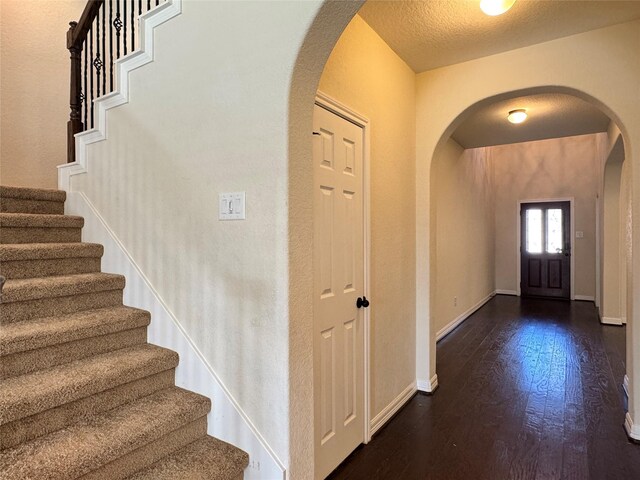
top-left (328, 295), bottom-right (640, 480)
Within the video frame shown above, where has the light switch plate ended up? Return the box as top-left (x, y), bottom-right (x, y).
top-left (576, 231), bottom-right (584, 238)
top-left (219, 192), bottom-right (246, 220)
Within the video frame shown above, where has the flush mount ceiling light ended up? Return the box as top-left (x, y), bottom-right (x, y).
top-left (507, 109), bottom-right (528, 124)
top-left (480, 0), bottom-right (516, 16)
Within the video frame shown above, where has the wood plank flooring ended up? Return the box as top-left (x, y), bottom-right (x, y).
top-left (328, 295), bottom-right (640, 480)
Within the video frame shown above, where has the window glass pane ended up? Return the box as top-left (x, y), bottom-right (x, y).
top-left (547, 209), bottom-right (563, 253)
top-left (526, 209), bottom-right (542, 253)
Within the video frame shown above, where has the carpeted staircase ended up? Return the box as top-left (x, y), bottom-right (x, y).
top-left (0, 185), bottom-right (249, 479)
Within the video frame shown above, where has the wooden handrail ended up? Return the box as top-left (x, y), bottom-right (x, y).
top-left (68, 0), bottom-right (104, 50)
top-left (67, 0), bottom-right (165, 163)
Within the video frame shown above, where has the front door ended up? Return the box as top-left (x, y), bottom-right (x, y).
top-left (520, 201), bottom-right (571, 299)
top-left (313, 103), bottom-right (365, 479)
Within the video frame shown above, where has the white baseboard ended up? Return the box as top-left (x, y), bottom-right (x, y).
top-left (436, 291), bottom-right (496, 342)
top-left (494, 289), bottom-right (517, 296)
top-left (574, 295), bottom-right (595, 302)
top-left (624, 374), bottom-right (630, 398)
top-left (417, 374), bottom-right (439, 394)
top-left (370, 382), bottom-right (417, 436)
top-left (625, 412), bottom-right (640, 441)
top-left (65, 192), bottom-right (285, 480)
top-left (601, 316), bottom-right (623, 326)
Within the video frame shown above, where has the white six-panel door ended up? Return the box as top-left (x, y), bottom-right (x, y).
top-left (313, 104), bottom-right (365, 479)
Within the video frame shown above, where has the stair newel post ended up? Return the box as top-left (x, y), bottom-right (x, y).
top-left (67, 21), bottom-right (83, 164)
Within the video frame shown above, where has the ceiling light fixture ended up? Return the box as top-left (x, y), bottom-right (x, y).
top-left (507, 109), bottom-right (528, 124)
top-left (480, 0), bottom-right (516, 16)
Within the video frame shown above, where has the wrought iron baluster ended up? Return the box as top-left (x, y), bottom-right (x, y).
top-left (102, 1), bottom-right (106, 95)
top-left (115, 0), bottom-right (122, 59)
top-left (95, 8), bottom-right (101, 99)
top-left (138, 0), bottom-right (142, 16)
top-left (109, 0), bottom-right (113, 91)
top-left (156, 0), bottom-right (159, 6)
top-left (89, 24), bottom-right (94, 128)
top-left (131, 0), bottom-right (135, 52)
top-left (123, 0), bottom-right (127, 56)
top-left (84, 38), bottom-right (88, 127)
top-left (147, 0), bottom-right (150, 11)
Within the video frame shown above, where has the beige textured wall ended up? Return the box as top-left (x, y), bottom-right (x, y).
top-left (602, 131), bottom-right (625, 321)
top-left (492, 134), bottom-right (603, 298)
top-left (432, 139), bottom-right (494, 335)
top-left (70, 0), bottom-right (329, 471)
top-left (621, 156), bottom-right (631, 324)
top-left (318, 14), bottom-right (416, 419)
top-left (603, 157), bottom-right (622, 317)
top-left (599, 121), bottom-right (628, 324)
top-left (0, 0), bottom-right (85, 188)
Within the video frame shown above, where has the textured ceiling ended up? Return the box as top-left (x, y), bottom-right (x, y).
top-left (358, 1), bottom-right (640, 72)
top-left (451, 93), bottom-right (611, 148)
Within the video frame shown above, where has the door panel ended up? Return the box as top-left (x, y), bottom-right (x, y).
top-left (548, 259), bottom-right (562, 289)
top-left (320, 327), bottom-right (335, 445)
top-left (313, 104), bottom-right (365, 479)
top-left (528, 259), bottom-right (542, 287)
top-left (521, 201), bottom-right (571, 299)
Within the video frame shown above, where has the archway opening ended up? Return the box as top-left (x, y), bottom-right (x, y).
top-left (429, 87), bottom-right (629, 393)
top-left (288, 2), bottom-right (640, 478)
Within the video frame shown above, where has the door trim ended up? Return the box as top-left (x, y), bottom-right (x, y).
top-left (596, 195), bottom-right (600, 309)
top-left (314, 91), bottom-right (372, 444)
top-left (516, 197), bottom-right (575, 300)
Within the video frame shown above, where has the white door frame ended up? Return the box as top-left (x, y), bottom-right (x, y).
top-left (516, 197), bottom-right (576, 300)
top-left (314, 90), bottom-right (372, 443)
top-left (595, 195), bottom-right (601, 310)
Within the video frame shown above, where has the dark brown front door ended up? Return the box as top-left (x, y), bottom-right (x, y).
top-left (520, 201), bottom-right (571, 299)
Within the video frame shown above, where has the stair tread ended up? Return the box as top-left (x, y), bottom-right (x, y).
top-left (1, 272), bottom-right (125, 303)
top-left (0, 387), bottom-right (210, 480)
top-left (0, 212), bottom-right (83, 228)
top-left (127, 436), bottom-right (249, 480)
top-left (0, 344), bottom-right (179, 425)
top-left (0, 306), bottom-right (150, 356)
top-left (0, 186), bottom-right (66, 203)
top-left (0, 242), bottom-right (103, 261)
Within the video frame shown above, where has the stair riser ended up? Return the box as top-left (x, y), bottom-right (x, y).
top-left (82, 417), bottom-right (208, 480)
top-left (0, 308), bottom-right (151, 356)
top-left (0, 369), bottom-right (175, 450)
top-left (0, 198), bottom-right (64, 215)
top-left (0, 257), bottom-right (102, 279)
top-left (1, 327), bottom-right (148, 379)
top-left (0, 348), bottom-right (179, 425)
top-left (0, 227), bottom-right (81, 244)
top-left (0, 290), bottom-right (123, 324)
top-left (0, 389), bottom-right (211, 480)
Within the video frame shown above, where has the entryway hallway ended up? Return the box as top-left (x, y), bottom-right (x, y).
top-left (328, 296), bottom-right (640, 479)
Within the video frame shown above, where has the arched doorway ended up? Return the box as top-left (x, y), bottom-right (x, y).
top-left (288, 3), bottom-right (640, 478)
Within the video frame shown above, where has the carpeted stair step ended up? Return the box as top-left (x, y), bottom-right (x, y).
top-left (0, 387), bottom-right (211, 480)
top-left (0, 183), bottom-right (249, 478)
top-left (0, 186), bottom-right (66, 215)
top-left (0, 343), bottom-right (178, 427)
top-left (0, 306), bottom-right (151, 379)
top-left (0, 272), bottom-right (125, 324)
top-left (0, 212), bottom-right (83, 243)
top-left (0, 370), bottom-right (175, 451)
top-left (0, 243), bottom-right (103, 279)
top-left (127, 436), bottom-right (250, 480)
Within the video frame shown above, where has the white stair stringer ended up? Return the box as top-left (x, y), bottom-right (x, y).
top-left (58, 0), bottom-right (182, 191)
